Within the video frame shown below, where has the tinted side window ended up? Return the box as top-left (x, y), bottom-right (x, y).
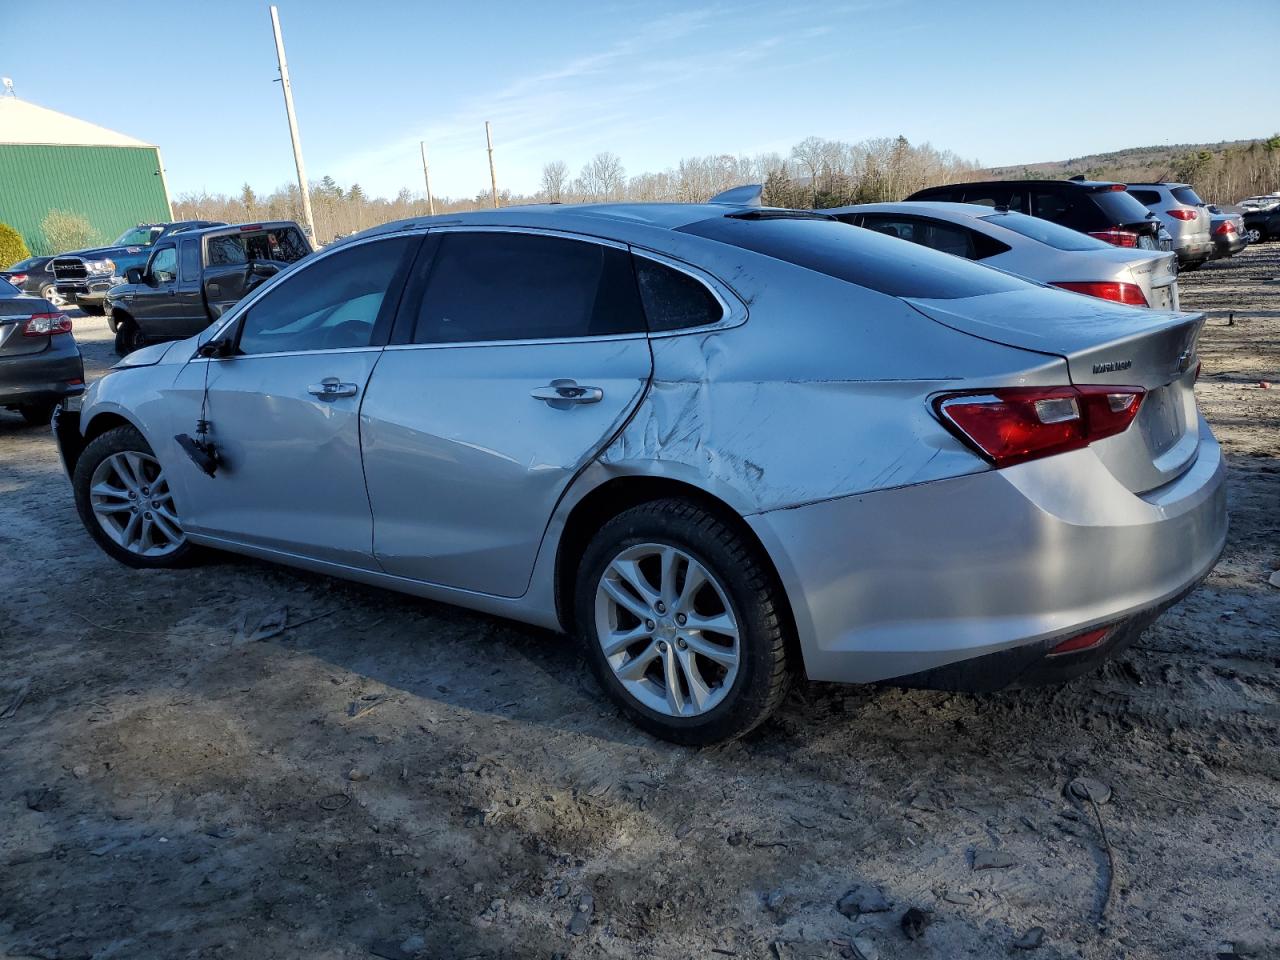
top-left (237, 236), bottom-right (414, 355)
top-left (860, 216), bottom-right (976, 258)
top-left (1128, 189), bottom-right (1161, 206)
top-left (634, 258), bottom-right (723, 332)
top-left (149, 246), bottom-right (177, 283)
top-left (414, 232), bottom-right (645, 344)
top-left (179, 239), bottom-right (200, 282)
top-left (959, 187), bottom-right (1024, 212)
top-left (1030, 189), bottom-right (1078, 226)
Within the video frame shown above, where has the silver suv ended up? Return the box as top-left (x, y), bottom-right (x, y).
top-left (1126, 183), bottom-right (1213, 268)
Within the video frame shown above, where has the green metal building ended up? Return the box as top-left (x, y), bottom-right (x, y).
top-left (0, 97), bottom-right (172, 255)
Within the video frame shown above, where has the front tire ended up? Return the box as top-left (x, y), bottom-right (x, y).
top-left (1245, 227), bottom-right (1264, 244)
top-left (574, 499), bottom-right (792, 745)
top-left (114, 318), bottom-right (145, 355)
top-left (39, 284), bottom-right (67, 308)
top-left (73, 425), bottom-right (197, 569)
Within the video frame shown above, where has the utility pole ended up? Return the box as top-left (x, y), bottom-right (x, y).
top-left (269, 5), bottom-right (316, 240)
top-left (419, 141), bottom-right (436, 216)
top-left (485, 121), bottom-right (499, 208)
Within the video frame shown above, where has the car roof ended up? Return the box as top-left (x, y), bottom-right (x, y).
top-left (913, 178), bottom-right (1121, 192)
top-left (1126, 182), bottom-right (1190, 189)
top-left (827, 201), bottom-right (1003, 220)
top-left (342, 202), bottom-right (771, 245)
top-left (173, 221), bottom-right (304, 240)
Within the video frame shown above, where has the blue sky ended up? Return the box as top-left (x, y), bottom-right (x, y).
top-left (6, 0), bottom-right (1278, 200)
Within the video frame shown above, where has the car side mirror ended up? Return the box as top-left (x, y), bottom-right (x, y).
top-left (126, 267), bottom-right (143, 285)
top-left (197, 337), bottom-right (236, 359)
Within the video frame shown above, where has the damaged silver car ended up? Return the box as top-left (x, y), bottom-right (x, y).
top-left (55, 204), bottom-right (1227, 744)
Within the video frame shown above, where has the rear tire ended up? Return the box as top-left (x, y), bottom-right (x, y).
top-left (73, 425), bottom-right (199, 569)
top-left (18, 402), bottom-right (57, 426)
top-left (114, 318), bottom-right (145, 355)
top-left (1245, 226), bottom-right (1264, 244)
top-left (573, 498), bottom-right (792, 745)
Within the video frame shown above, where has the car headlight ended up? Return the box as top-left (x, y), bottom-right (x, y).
top-left (86, 259), bottom-right (115, 275)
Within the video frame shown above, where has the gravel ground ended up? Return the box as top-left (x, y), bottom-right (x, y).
top-left (1, 246), bottom-right (1277, 960)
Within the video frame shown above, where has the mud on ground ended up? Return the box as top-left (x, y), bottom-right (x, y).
top-left (1, 246), bottom-right (1277, 960)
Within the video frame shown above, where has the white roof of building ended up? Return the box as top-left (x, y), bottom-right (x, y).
top-left (0, 97), bottom-right (155, 148)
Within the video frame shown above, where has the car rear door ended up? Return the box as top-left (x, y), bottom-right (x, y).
top-left (164, 233), bottom-right (420, 568)
top-left (359, 228), bottom-right (654, 598)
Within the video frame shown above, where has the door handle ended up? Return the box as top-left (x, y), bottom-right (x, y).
top-left (530, 379), bottom-right (603, 407)
top-left (308, 377), bottom-right (358, 400)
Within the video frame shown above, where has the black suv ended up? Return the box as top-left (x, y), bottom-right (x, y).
top-left (906, 179), bottom-right (1166, 250)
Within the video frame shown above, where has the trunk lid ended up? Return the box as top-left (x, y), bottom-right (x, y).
top-left (908, 288), bottom-right (1204, 493)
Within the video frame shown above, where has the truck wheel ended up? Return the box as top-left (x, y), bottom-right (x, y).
top-left (115, 319), bottom-right (145, 355)
top-left (39, 284), bottom-right (67, 308)
top-left (18, 402), bottom-right (57, 426)
top-left (107, 313), bottom-right (119, 334)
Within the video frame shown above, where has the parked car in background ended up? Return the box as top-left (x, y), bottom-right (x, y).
top-left (107, 221), bottom-right (311, 354)
top-left (0, 255), bottom-right (63, 306)
top-left (0, 277), bottom-right (83, 425)
top-left (906, 179), bottom-right (1166, 251)
top-left (1235, 194), bottom-right (1280, 213)
top-left (1124, 183), bottom-right (1214, 269)
top-left (829, 201), bottom-right (1180, 310)
top-left (52, 220), bottom-right (224, 316)
top-left (1242, 204), bottom-right (1280, 244)
top-left (56, 204), bottom-right (1226, 744)
top-left (1205, 205), bottom-right (1248, 259)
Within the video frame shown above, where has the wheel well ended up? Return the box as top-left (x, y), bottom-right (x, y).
top-left (554, 476), bottom-right (798, 649)
top-left (83, 412), bottom-right (133, 444)
top-left (111, 307), bottom-right (133, 325)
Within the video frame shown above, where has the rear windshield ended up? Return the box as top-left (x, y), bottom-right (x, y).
top-left (981, 211), bottom-right (1111, 251)
top-left (1171, 186), bottom-right (1204, 206)
top-left (1093, 190), bottom-right (1157, 225)
top-left (677, 214), bottom-right (1029, 299)
top-left (0, 278), bottom-right (20, 297)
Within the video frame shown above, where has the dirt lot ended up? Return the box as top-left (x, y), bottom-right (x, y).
top-left (1, 247), bottom-right (1277, 960)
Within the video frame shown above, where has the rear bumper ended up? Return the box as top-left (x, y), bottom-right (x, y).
top-left (0, 338), bottom-right (85, 408)
top-left (748, 416), bottom-right (1227, 688)
top-left (1174, 239), bottom-right (1215, 263)
top-left (1213, 234), bottom-right (1249, 257)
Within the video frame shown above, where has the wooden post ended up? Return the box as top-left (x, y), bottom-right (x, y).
top-left (269, 6), bottom-right (316, 240)
top-left (485, 121), bottom-right (499, 208)
top-left (420, 141), bottom-right (435, 217)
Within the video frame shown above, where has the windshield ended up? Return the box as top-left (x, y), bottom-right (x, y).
top-left (982, 211), bottom-right (1111, 251)
top-left (678, 214), bottom-right (1030, 299)
top-left (111, 225), bottom-right (165, 247)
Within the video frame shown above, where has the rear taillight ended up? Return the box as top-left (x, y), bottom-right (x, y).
top-left (1051, 280), bottom-right (1148, 306)
top-left (22, 313), bottom-right (73, 337)
top-left (1167, 209), bottom-right (1196, 221)
top-left (9, 273), bottom-right (27, 285)
top-left (1214, 221), bottom-right (1236, 236)
top-left (934, 385), bottom-right (1145, 468)
top-left (1087, 229), bottom-right (1139, 248)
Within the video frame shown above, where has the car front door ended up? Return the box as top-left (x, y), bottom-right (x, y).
top-left (165, 233), bottom-right (421, 569)
top-left (172, 238), bottom-right (208, 337)
top-left (359, 228), bottom-right (654, 598)
top-left (130, 244), bottom-right (178, 338)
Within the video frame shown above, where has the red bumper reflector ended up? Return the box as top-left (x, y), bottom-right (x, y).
top-left (1047, 626), bottom-right (1113, 657)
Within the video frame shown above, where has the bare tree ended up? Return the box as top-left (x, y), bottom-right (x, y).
top-left (540, 160), bottom-right (570, 202)
top-left (791, 136), bottom-right (826, 206)
top-left (579, 152), bottom-right (627, 201)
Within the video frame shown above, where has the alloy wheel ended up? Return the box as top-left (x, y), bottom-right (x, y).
top-left (594, 542), bottom-right (740, 717)
top-left (88, 451), bottom-right (185, 557)
top-left (40, 284), bottom-right (67, 308)
top-left (1246, 228), bottom-right (1262, 243)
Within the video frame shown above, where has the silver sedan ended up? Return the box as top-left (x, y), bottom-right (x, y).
top-left (828, 201), bottom-right (1180, 310)
top-left (55, 204), bottom-right (1227, 744)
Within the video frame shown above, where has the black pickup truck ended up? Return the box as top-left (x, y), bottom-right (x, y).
top-left (106, 221), bottom-right (312, 354)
